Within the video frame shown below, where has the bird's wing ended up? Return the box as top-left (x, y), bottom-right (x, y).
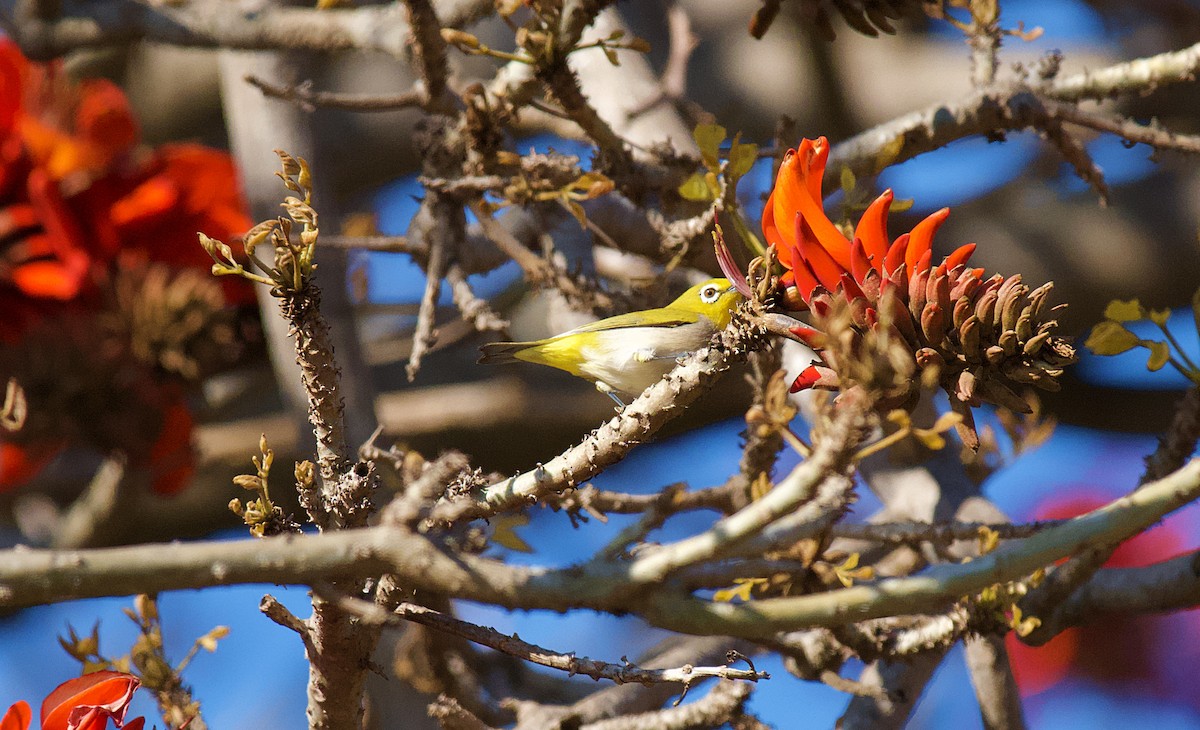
top-left (569, 308), bottom-right (699, 334)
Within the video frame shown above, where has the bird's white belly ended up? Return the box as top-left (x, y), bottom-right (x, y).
top-left (576, 324), bottom-right (708, 395)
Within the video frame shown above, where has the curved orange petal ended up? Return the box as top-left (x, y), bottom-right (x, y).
top-left (884, 233), bottom-right (909, 275)
top-left (770, 152), bottom-right (802, 252)
top-left (790, 259), bottom-right (821, 303)
top-left (41, 671), bottom-right (139, 730)
top-left (794, 213), bottom-right (843, 291)
top-left (854, 189), bottom-right (893, 269)
top-left (849, 237), bottom-right (872, 285)
top-left (11, 255), bottom-right (89, 300)
top-left (0, 701), bottom-right (31, 730)
top-left (761, 189), bottom-right (792, 266)
top-left (791, 139), bottom-right (851, 270)
top-left (904, 207), bottom-right (950, 273)
top-left (945, 242), bottom-right (977, 271)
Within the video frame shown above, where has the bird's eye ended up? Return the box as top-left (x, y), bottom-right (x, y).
top-left (700, 284), bottom-right (720, 303)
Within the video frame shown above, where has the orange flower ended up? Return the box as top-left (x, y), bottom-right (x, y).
top-left (1, 670), bottom-right (144, 730)
top-left (761, 136), bottom-right (980, 307)
top-left (0, 39), bottom-right (252, 303)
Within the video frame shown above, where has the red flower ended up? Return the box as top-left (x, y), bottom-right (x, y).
top-left (0, 39), bottom-right (252, 303)
top-left (1, 670), bottom-right (144, 730)
top-left (761, 136), bottom-right (980, 308)
top-left (742, 136), bottom-right (1074, 447)
top-left (0, 40), bottom-right (254, 495)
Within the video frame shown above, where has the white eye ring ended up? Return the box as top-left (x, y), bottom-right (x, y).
top-left (700, 284), bottom-right (721, 304)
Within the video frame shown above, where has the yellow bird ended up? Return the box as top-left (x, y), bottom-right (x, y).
top-left (479, 278), bottom-right (743, 406)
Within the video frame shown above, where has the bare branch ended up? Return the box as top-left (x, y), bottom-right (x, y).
top-left (965, 635), bottom-right (1027, 730)
top-left (244, 75), bottom-right (425, 113)
top-left (403, 0), bottom-right (454, 112)
top-left (319, 589), bottom-right (769, 687)
top-left (1045, 40), bottom-right (1200, 102)
top-left (1020, 386), bottom-right (1200, 645)
top-left (580, 680), bottom-right (752, 730)
top-left (829, 519), bottom-right (1060, 545)
top-left (0, 0), bottom-right (496, 59)
top-left (1048, 100), bottom-right (1200, 154)
top-left (446, 264), bottom-right (508, 332)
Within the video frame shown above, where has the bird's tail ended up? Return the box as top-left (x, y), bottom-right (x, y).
top-left (478, 341), bottom-right (532, 365)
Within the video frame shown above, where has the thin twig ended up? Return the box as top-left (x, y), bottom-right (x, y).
top-left (829, 519), bottom-right (1061, 545)
top-left (403, 0), bottom-right (453, 112)
top-left (1048, 99), bottom-right (1200, 154)
top-left (244, 75), bottom-right (425, 112)
top-left (316, 587), bottom-right (770, 686)
top-left (446, 263), bottom-right (508, 331)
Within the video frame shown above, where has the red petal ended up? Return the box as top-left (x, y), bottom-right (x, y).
top-left (0, 41), bottom-right (27, 136)
top-left (146, 399), bottom-right (196, 496)
top-left (884, 233), bottom-right (909, 275)
top-left (761, 188), bottom-right (789, 261)
top-left (788, 325), bottom-right (826, 349)
top-left (0, 701), bottom-right (31, 730)
top-left (74, 79), bottom-right (138, 159)
top-left (904, 207), bottom-right (950, 273)
top-left (914, 248), bottom-right (933, 278)
top-left (849, 237), bottom-right (872, 286)
top-left (854, 189), bottom-right (893, 269)
top-left (772, 139), bottom-right (851, 270)
top-left (789, 364), bottom-right (823, 392)
top-left (42, 671), bottom-right (139, 730)
top-left (791, 261), bottom-right (822, 303)
top-left (795, 212), bottom-right (844, 291)
top-left (109, 177), bottom-right (179, 229)
top-left (945, 242), bottom-right (977, 271)
top-left (0, 440), bottom-right (62, 490)
top-left (839, 272), bottom-right (865, 303)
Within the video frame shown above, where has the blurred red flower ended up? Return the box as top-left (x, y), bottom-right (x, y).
top-left (0, 40), bottom-right (253, 495)
top-left (0, 670), bottom-right (144, 730)
top-left (1006, 492), bottom-right (1197, 697)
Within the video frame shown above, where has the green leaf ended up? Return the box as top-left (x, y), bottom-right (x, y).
top-left (1142, 307), bottom-right (1171, 324)
top-left (602, 47), bottom-right (620, 66)
top-left (678, 172), bottom-right (714, 202)
top-left (693, 123), bottom-right (726, 170)
top-left (727, 137), bottom-right (758, 180)
top-left (491, 514), bottom-right (533, 553)
top-left (840, 166), bottom-right (856, 195)
top-left (1084, 320), bottom-right (1140, 355)
top-left (1104, 299), bottom-right (1144, 322)
top-left (890, 197), bottom-right (914, 213)
top-left (1147, 341), bottom-right (1170, 371)
top-left (564, 199), bottom-right (587, 228)
top-left (1149, 308), bottom-right (1171, 326)
top-left (712, 578), bottom-right (766, 603)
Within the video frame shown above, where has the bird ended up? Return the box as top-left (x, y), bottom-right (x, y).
top-left (479, 278), bottom-right (743, 407)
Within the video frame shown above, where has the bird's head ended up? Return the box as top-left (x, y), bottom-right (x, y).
top-left (669, 278), bottom-right (744, 328)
